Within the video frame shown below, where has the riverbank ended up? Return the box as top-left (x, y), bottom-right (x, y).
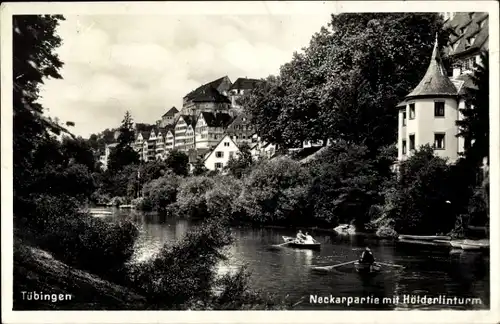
top-left (13, 240), bottom-right (147, 310)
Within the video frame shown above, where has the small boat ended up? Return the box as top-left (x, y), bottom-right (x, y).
top-left (450, 240), bottom-right (465, 248)
top-left (334, 224), bottom-right (356, 236)
top-left (282, 236), bottom-right (321, 250)
top-left (398, 235), bottom-right (451, 241)
top-left (119, 204), bottom-right (136, 209)
top-left (354, 261), bottom-right (381, 274)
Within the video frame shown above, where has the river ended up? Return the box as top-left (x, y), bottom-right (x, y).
top-left (94, 208), bottom-right (490, 310)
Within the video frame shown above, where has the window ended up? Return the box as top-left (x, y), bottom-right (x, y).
top-left (402, 140), bottom-right (407, 155)
top-left (434, 133), bottom-right (445, 150)
top-left (215, 151), bottom-right (224, 158)
top-left (409, 104), bottom-right (415, 119)
top-left (215, 162), bottom-right (223, 169)
top-left (224, 142), bottom-right (230, 147)
top-left (229, 152), bottom-right (234, 158)
top-left (402, 111), bottom-right (407, 126)
top-left (434, 102), bottom-right (445, 117)
top-left (409, 134), bottom-right (415, 151)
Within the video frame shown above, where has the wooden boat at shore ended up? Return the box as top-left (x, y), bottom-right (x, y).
top-left (282, 236), bottom-right (321, 250)
top-left (398, 235), bottom-right (451, 241)
top-left (119, 204), bottom-right (136, 209)
top-left (450, 239), bottom-right (489, 251)
top-left (354, 261), bottom-right (381, 274)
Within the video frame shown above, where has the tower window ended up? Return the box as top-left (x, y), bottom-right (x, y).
top-left (402, 111), bottom-right (407, 126)
top-left (409, 134), bottom-right (416, 151)
top-left (434, 102), bottom-right (445, 117)
top-left (409, 103), bottom-right (416, 120)
top-left (434, 133), bottom-right (445, 150)
top-left (402, 140), bottom-right (407, 155)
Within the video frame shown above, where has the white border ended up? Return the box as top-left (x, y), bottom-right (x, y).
top-left (1, 1), bottom-right (499, 323)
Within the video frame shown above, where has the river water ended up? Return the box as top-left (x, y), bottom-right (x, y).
top-left (94, 208), bottom-right (489, 310)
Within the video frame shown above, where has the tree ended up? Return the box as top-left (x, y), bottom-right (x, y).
top-left (388, 145), bottom-right (455, 235)
top-left (307, 141), bottom-right (390, 228)
top-left (192, 158), bottom-right (208, 176)
top-left (456, 51), bottom-right (489, 169)
top-left (61, 136), bottom-right (96, 172)
top-left (243, 13), bottom-right (447, 152)
top-left (225, 143), bottom-right (254, 178)
top-left (107, 111), bottom-right (140, 172)
top-left (165, 150), bottom-right (189, 176)
top-left (13, 15), bottom-right (66, 197)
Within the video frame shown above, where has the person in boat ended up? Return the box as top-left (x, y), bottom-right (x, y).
top-left (296, 230), bottom-right (306, 243)
top-left (303, 232), bottom-right (315, 244)
top-left (359, 247), bottom-right (375, 265)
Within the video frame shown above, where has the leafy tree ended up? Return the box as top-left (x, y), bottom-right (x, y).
top-left (388, 145), bottom-right (455, 235)
top-left (225, 143), bottom-right (254, 178)
top-left (165, 150), bottom-right (189, 176)
top-left (61, 136), bottom-right (96, 172)
top-left (307, 141), bottom-right (392, 228)
top-left (13, 15), bottom-right (67, 197)
top-left (456, 51), bottom-right (489, 169)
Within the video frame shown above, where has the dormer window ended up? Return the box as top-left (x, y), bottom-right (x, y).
top-left (460, 26), bottom-right (466, 34)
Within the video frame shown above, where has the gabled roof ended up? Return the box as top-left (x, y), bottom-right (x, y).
top-left (198, 112), bottom-right (233, 127)
top-left (444, 13), bottom-right (488, 58)
top-left (226, 113), bottom-right (253, 131)
top-left (405, 35), bottom-right (458, 99)
top-left (203, 134), bottom-right (240, 162)
top-left (229, 78), bottom-right (264, 91)
top-left (162, 106), bottom-right (179, 117)
top-left (184, 76), bottom-right (230, 100)
top-left (191, 86), bottom-right (231, 103)
top-left (175, 115), bottom-right (196, 128)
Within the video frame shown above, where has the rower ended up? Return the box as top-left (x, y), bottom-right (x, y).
top-left (359, 247), bottom-right (375, 265)
top-left (304, 232), bottom-right (314, 244)
top-left (296, 230), bottom-right (306, 243)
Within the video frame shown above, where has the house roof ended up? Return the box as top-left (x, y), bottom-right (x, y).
top-left (444, 13), bottom-right (488, 58)
top-left (203, 134), bottom-right (240, 162)
top-left (184, 76), bottom-right (230, 100)
top-left (191, 86), bottom-right (231, 103)
top-left (175, 115), bottom-right (196, 128)
top-left (226, 113), bottom-right (252, 130)
top-left (405, 36), bottom-right (458, 99)
top-left (198, 112), bottom-right (233, 127)
top-left (229, 78), bottom-right (264, 91)
top-left (162, 106), bottom-right (179, 117)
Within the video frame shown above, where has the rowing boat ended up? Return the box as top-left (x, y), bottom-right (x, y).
top-left (398, 235), bottom-right (451, 241)
top-left (354, 261), bottom-right (381, 274)
top-left (282, 236), bottom-right (321, 250)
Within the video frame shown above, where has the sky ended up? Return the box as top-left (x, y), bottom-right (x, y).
top-left (39, 14), bottom-right (333, 138)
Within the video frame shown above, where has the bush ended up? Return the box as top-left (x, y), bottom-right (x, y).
top-left (234, 158), bottom-right (311, 225)
top-left (127, 217), bottom-right (233, 308)
top-left (388, 145), bottom-right (456, 235)
top-left (24, 194), bottom-right (139, 283)
top-left (176, 176), bottom-right (216, 218)
top-left (141, 173), bottom-right (180, 211)
top-left (206, 176), bottom-right (242, 219)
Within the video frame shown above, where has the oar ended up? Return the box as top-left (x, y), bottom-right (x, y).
top-left (377, 262), bottom-right (405, 268)
top-left (312, 260), bottom-right (357, 271)
top-left (272, 242), bottom-right (291, 247)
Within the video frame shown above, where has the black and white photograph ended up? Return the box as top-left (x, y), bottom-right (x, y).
top-left (1, 1), bottom-right (499, 323)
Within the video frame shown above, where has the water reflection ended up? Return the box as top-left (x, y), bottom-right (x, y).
top-left (94, 208), bottom-right (489, 310)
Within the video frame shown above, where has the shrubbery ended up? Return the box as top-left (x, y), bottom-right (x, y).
top-left (234, 158), bottom-right (311, 225)
top-left (20, 194), bottom-right (139, 283)
top-left (141, 172), bottom-right (180, 211)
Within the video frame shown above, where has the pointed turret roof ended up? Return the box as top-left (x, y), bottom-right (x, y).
top-left (405, 35), bottom-right (458, 99)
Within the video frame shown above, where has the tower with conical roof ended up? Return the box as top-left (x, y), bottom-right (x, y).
top-left (396, 35), bottom-right (462, 163)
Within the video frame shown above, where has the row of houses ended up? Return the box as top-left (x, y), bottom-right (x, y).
top-left (99, 76), bottom-right (284, 171)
